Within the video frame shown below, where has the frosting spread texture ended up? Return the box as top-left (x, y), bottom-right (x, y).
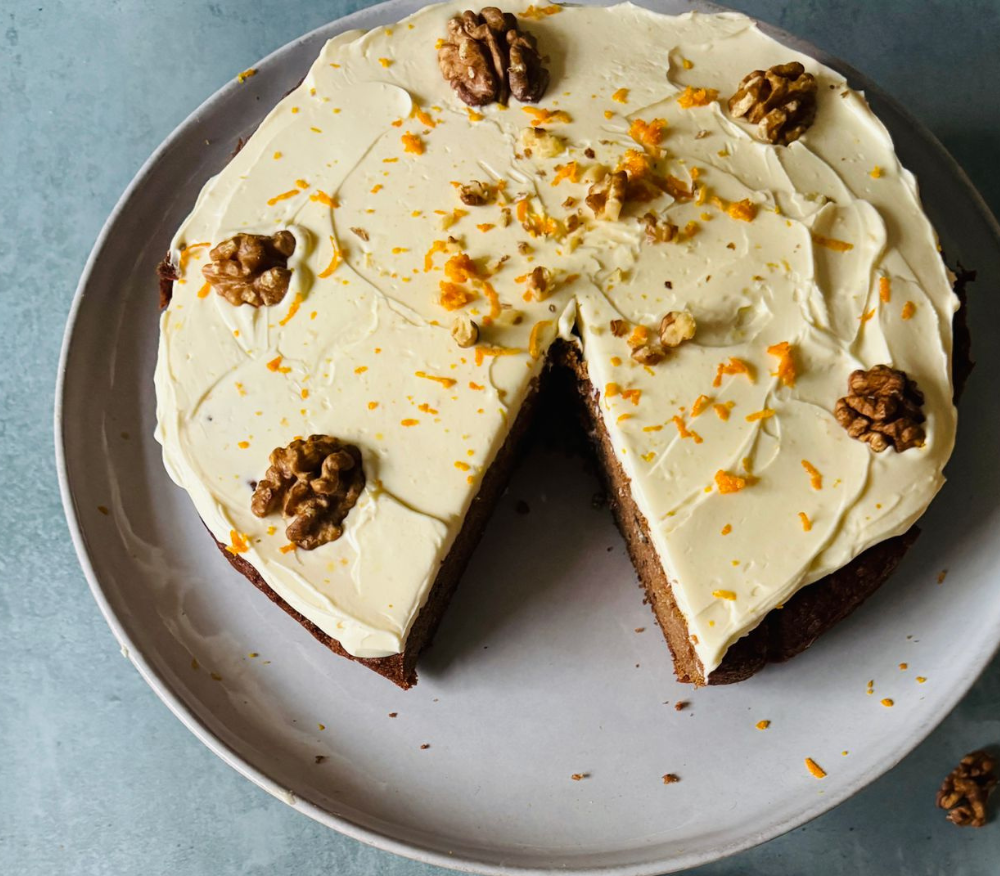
top-left (155, 1), bottom-right (957, 674)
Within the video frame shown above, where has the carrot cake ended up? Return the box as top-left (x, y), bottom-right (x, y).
top-left (154, 1), bottom-right (960, 687)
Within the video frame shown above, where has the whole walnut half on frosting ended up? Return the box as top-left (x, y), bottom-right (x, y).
top-left (202, 231), bottom-right (296, 307)
top-left (834, 365), bottom-right (926, 453)
top-left (251, 436), bottom-right (365, 550)
top-left (437, 7), bottom-right (549, 107)
top-left (728, 62), bottom-right (818, 145)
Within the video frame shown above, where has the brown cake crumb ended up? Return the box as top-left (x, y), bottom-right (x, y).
top-left (571, 772), bottom-right (590, 781)
top-left (420, 743), bottom-right (431, 750)
top-left (674, 700), bottom-right (688, 712)
top-left (662, 773), bottom-right (680, 785)
top-left (937, 751), bottom-right (997, 827)
top-left (756, 720), bottom-right (770, 730)
top-left (314, 755), bottom-right (327, 765)
top-left (388, 712), bottom-right (398, 718)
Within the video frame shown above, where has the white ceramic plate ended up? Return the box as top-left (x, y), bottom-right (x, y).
top-left (56, 1), bottom-right (1000, 873)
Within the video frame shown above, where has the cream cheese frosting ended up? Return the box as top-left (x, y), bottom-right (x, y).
top-left (154, 1), bottom-right (957, 675)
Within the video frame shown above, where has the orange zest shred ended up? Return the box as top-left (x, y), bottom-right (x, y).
top-left (621, 388), bottom-right (642, 406)
top-left (400, 418), bottom-right (419, 427)
top-left (415, 370), bottom-right (457, 389)
top-left (278, 293), bottom-right (303, 326)
top-left (518, 4), bottom-right (562, 19)
top-left (676, 85), bottom-right (719, 108)
top-left (629, 118), bottom-right (667, 150)
top-left (481, 281), bottom-right (502, 324)
top-left (859, 307), bottom-right (876, 323)
top-left (196, 282), bottom-right (211, 299)
top-left (798, 511), bottom-right (812, 532)
top-left (725, 199), bottom-right (757, 222)
top-left (551, 161), bottom-right (580, 186)
top-left (454, 460), bottom-right (471, 471)
top-left (473, 344), bottom-right (522, 366)
top-left (318, 237), bottom-right (341, 278)
top-left (611, 87), bottom-right (629, 104)
top-left (712, 589), bottom-right (737, 600)
top-left (878, 276), bottom-right (892, 303)
top-left (443, 253), bottom-right (481, 283)
top-left (805, 758), bottom-right (827, 779)
top-left (801, 460), bottom-right (822, 490)
top-left (714, 469), bottom-right (748, 494)
top-left (237, 68), bottom-right (257, 83)
top-left (605, 382), bottom-right (621, 399)
top-left (226, 530), bottom-right (250, 555)
top-left (812, 234), bottom-right (854, 252)
top-left (438, 280), bottom-right (476, 311)
top-left (766, 341), bottom-right (796, 387)
top-left (745, 408), bottom-right (775, 423)
top-left (721, 523), bottom-right (732, 536)
top-left (278, 543), bottom-right (297, 554)
top-left (713, 402), bottom-right (732, 421)
top-left (424, 239), bottom-right (448, 272)
top-left (901, 300), bottom-right (916, 320)
top-left (178, 242), bottom-right (210, 271)
top-left (712, 357), bottom-right (753, 388)
top-left (522, 107), bottom-right (572, 127)
top-left (401, 132), bottom-right (424, 154)
top-left (529, 320), bottom-right (553, 359)
top-left (266, 356), bottom-right (291, 374)
top-left (266, 189), bottom-right (300, 206)
top-left (671, 415), bottom-right (703, 444)
top-left (309, 190), bottom-right (338, 208)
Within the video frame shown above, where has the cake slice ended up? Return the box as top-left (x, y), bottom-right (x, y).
top-left (155, 1), bottom-right (959, 687)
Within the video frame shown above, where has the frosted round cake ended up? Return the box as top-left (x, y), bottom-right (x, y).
top-left (154, 1), bottom-right (959, 688)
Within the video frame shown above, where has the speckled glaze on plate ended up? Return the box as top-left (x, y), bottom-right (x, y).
top-left (55, 1), bottom-right (1000, 873)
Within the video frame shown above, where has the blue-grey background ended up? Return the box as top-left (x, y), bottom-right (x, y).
top-left (2, 1), bottom-right (998, 873)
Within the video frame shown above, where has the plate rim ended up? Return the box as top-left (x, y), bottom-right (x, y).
top-left (54, 1), bottom-right (1000, 874)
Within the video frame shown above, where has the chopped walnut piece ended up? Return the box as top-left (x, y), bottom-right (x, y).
top-left (640, 212), bottom-right (678, 243)
top-left (728, 61), bottom-right (818, 145)
top-left (659, 310), bottom-right (696, 348)
top-left (437, 7), bottom-right (549, 107)
top-left (518, 125), bottom-right (565, 158)
top-left (251, 436), bottom-right (365, 550)
top-left (834, 365), bottom-right (926, 452)
top-left (631, 344), bottom-right (665, 366)
top-left (202, 231), bottom-right (295, 307)
top-left (937, 751), bottom-right (997, 827)
top-left (451, 313), bottom-right (480, 347)
top-left (609, 319), bottom-right (629, 338)
top-left (586, 170), bottom-right (627, 221)
top-left (458, 180), bottom-right (493, 206)
top-left (526, 265), bottom-right (553, 299)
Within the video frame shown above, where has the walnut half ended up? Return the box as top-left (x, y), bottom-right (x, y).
top-left (728, 62), bottom-right (818, 145)
top-left (251, 436), bottom-right (365, 550)
top-left (202, 231), bottom-right (296, 307)
top-left (437, 7), bottom-right (549, 107)
top-left (937, 751), bottom-right (997, 827)
top-left (833, 365), bottom-right (926, 452)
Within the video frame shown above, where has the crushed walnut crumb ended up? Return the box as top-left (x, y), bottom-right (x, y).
top-left (451, 313), bottom-right (480, 348)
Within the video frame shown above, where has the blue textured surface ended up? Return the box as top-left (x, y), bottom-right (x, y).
top-left (2, 1), bottom-right (999, 873)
